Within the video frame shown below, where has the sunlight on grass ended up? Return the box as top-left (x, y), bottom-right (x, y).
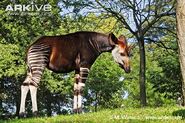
top-left (1, 106), bottom-right (185, 123)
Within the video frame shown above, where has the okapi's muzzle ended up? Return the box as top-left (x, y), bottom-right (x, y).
top-left (119, 63), bottom-right (131, 73)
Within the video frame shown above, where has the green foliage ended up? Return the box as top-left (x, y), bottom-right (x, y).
top-left (85, 53), bottom-right (125, 110)
top-left (0, 44), bottom-right (25, 77)
top-left (0, 43), bottom-right (25, 115)
top-left (59, 13), bottom-right (129, 36)
top-left (173, 109), bottom-right (185, 119)
top-left (122, 44), bottom-right (179, 108)
top-left (148, 45), bottom-right (181, 101)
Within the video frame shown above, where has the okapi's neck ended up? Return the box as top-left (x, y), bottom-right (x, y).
top-left (93, 33), bottom-right (113, 54)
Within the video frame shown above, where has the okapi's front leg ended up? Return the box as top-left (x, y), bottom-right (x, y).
top-left (73, 74), bottom-right (80, 113)
top-left (73, 67), bottom-right (89, 113)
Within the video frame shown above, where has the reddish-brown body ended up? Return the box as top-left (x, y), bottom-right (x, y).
top-left (30, 32), bottom-right (102, 74)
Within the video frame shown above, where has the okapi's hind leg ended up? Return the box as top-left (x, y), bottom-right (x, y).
top-left (19, 84), bottom-right (38, 117)
top-left (73, 67), bottom-right (89, 114)
top-left (29, 85), bottom-right (38, 116)
top-left (19, 72), bottom-right (40, 118)
top-left (19, 70), bottom-right (43, 117)
top-left (19, 84), bottom-right (29, 118)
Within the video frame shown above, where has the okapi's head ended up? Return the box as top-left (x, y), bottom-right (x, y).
top-left (109, 33), bottom-right (131, 73)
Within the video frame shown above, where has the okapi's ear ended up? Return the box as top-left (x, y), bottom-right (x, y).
top-left (118, 35), bottom-right (127, 44)
top-left (108, 33), bottom-right (118, 46)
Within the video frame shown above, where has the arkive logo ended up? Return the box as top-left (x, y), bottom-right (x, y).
top-left (5, 2), bottom-right (52, 12)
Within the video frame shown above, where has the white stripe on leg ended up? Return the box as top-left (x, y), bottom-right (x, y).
top-left (77, 82), bottom-right (85, 113)
top-left (29, 85), bottom-right (38, 113)
top-left (78, 82), bottom-right (85, 88)
top-left (74, 83), bottom-right (78, 90)
top-left (73, 82), bottom-right (78, 111)
top-left (19, 85), bottom-right (29, 114)
top-left (77, 94), bottom-right (82, 109)
top-left (73, 95), bottom-right (78, 110)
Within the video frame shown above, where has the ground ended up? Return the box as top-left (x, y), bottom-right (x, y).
top-left (1, 106), bottom-right (185, 123)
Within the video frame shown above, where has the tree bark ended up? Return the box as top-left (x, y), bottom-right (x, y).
top-left (176, 0), bottom-right (185, 106)
top-left (138, 37), bottom-right (147, 107)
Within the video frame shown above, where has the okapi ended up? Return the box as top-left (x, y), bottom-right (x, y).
top-left (19, 31), bottom-right (131, 117)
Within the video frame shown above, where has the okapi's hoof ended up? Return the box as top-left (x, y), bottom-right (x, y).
top-left (19, 112), bottom-right (26, 118)
top-left (73, 108), bottom-right (83, 114)
top-left (77, 108), bottom-right (82, 114)
top-left (73, 109), bottom-right (78, 114)
top-left (33, 111), bottom-right (38, 117)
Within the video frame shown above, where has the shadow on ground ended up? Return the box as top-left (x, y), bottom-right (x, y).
top-left (172, 109), bottom-right (185, 119)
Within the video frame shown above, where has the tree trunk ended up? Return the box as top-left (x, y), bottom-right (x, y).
top-left (138, 37), bottom-right (147, 107)
top-left (176, 0), bottom-right (185, 106)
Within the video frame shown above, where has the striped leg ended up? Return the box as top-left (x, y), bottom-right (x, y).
top-left (19, 44), bottom-right (49, 117)
top-left (73, 75), bottom-right (79, 113)
top-left (73, 67), bottom-right (89, 113)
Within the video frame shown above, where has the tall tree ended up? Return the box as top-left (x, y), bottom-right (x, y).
top-left (61, 0), bottom-right (176, 106)
top-left (176, 0), bottom-right (185, 106)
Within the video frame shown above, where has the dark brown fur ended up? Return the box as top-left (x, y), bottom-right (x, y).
top-left (29, 31), bottom-right (115, 74)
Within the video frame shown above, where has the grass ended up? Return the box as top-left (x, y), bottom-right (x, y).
top-left (1, 106), bottom-right (185, 123)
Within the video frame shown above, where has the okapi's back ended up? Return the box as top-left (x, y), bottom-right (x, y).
top-left (27, 34), bottom-right (84, 73)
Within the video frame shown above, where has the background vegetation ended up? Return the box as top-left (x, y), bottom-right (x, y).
top-left (0, 0), bottom-right (183, 121)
